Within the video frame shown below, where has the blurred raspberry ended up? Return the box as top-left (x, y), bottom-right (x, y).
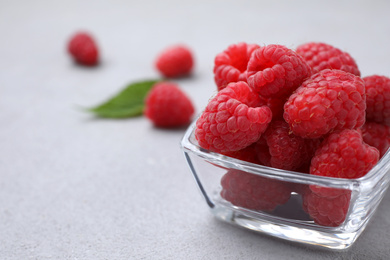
top-left (247, 44), bottom-right (311, 98)
top-left (361, 122), bottom-right (390, 158)
top-left (68, 32), bottom-right (99, 66)
top-left (296, 42), bottom-right (360, 76)
top-left (364, 75), bottom-right (390, 125)
top-left (310, 129), bottom-right (379, 179)
top-left (284, 69), bottom-right (366, 138)
top-left (214, 42), bottom-right (260, 91)
top-left (195, 81), bottom-right (272, 153)
top-left (220, 169), bottom-right (292, 211)
top-left (155, 45), bottom-right (194, 78)
top-left (302, 187), bottom-right (351, 227)
top-left (144, 82), bottom-right (194, 128)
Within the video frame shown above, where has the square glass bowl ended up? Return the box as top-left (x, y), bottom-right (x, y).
top-left (181, 121), bottom-right (390, 250)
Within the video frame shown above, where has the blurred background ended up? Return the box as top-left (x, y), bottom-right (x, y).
top-left (1, 0), bottom-right (390, 259)
top-left (2, 0), bottom-right (390, 113)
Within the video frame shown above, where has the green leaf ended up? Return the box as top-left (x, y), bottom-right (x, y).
top-left (88, 79), bottom-right (159, 118)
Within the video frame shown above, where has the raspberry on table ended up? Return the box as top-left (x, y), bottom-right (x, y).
top-left (220, 169), bottom-right (292, 211)
top-left (284, 69), bottom-right (366, 138)
top-left (302, 187), bottom-right (351, 227)
top-left (155, 45), bottom-right (194, 78)
top-left (254, 120), bottom-right (320, 171)
top-left (195, 81), bottom-right (272, 153)
top-left (364, 75), bottom-right (390, 126)
top-left (246, 44), bottom-right (311, 98)
top-left (68, 32), bottom-right (99, 66)
top-left (361, 122), bottom-right (390, 158)
top-left (144, 82), bottom-right (194, 128)
top-left (213, 42), bottom-right (260, 91)
top-left (310, 129), bottom-right (379, 179)
top-left (296, 42), bottom-right (360, 76)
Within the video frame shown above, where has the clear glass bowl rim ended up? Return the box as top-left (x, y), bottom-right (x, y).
top-left (181, 120), bottom-right (390, 191)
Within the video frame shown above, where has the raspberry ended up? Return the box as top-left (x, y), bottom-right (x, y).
top-left (284, 69), bottom-right (366, 138)
top-left (220, 169), bottom-right (292, 211)
top-left (213, 42), bottom-right (260, 91)
top-left (68, 32), bottom-right (99, 66)
top-left (144, 82), bottom-right (194, 128)
top-left (296, 42), bottom-right (360, 76)
top-left (221, 143), bottom-right (260, 164)
top-left (258, 96), bottom-right (286, 120)
top-left (363, 75), bottom-right (390, 125)
top-left (310, 129), bottom-right (379, 179)
top-left (254, 120), bottom-right (319, 171)
top-left (302, 187), bottom-right (351, 227)
top-left (308, 124), bottom-right (372, 225)
top-left (195, 82), bottom-right (272, 153)
top-left (301, 138), bottom-right (323, 167)
top-left (155, 45), bottom-right (194, 78)
top-left (246, 44), bottom-right (311, 98)
top-left (361, 122), bottom-right (390, 158)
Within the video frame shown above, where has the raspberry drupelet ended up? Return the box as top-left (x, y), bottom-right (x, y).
top-left (195, 81), bottom-right (272, 153)
top-left (246, 44), bottom-right (311, 98)
top-left (213, 42), bottom-right (260, 91)
top-left (284, 69), bottom-right (366, 139)
top-left (296, 42), bottom-right (360, 76)
top-left (363, 75), bottom-right (390, 126)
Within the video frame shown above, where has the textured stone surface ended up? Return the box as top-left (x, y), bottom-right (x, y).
top-left (1, 0), bottom-right (390, 259)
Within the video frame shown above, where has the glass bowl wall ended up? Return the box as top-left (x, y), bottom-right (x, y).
top-left (181, 122), bottom-right (390, 250)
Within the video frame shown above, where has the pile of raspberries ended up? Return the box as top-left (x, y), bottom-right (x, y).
top-left (195, 42), bottom-right (390, 227)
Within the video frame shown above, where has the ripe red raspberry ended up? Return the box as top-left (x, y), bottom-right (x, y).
top-left (310, 129), bottom-right (379, 179)
top-left (220, 169), bottom-right (292, 211)
top-left (284, 69), bottom-right (366, 138)
top-left (296, 42), bottom-right (360, 76)
top-left (246, 44), bottom-right (311, 98)
top-left (361, 122), bottom-right (390, 158)
top-left (302, 187), bottom-right (351, 227)
top-left (254, 120), bottom-right (320, 171)
top-left (195, 82), bottom-right (272, 153)
top-left (68, 32), bottom-right (99, 66)
top-left (213, 42), bottom-right (260, 91)
top-left (155, 45), bottom-right (194, 78)
top-left (364, 75), bottom-right (390, 125)
top-left (144, 82), bottom-right (194, 128)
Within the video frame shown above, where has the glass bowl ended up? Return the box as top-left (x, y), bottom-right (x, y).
top-left (180, 121), bottom-right (390, 250)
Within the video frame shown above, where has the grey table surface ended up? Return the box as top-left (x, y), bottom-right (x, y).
top-left (1, 0), bottom-right (390, 259)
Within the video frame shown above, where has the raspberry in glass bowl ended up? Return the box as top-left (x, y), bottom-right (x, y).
top-left (181, 119), bottom-right (390, 250)
top-left (181, 43), bottom-right (390, 250)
